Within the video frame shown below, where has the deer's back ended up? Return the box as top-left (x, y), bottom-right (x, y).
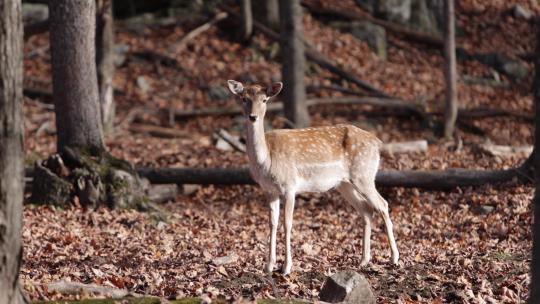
top-left (263, 124), bottom-right (381, 193)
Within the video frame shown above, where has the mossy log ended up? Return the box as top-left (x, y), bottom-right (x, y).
top-left (30, 147), bottom-right (150, 210)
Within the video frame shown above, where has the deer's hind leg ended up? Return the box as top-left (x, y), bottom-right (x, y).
top-left (337, 182), bottom-right (374, 267)
top-left (357, 183), bottom-right (399, 266)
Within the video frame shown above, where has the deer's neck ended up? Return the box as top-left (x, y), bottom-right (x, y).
top-left (246, 119), bottom-right (270, 169)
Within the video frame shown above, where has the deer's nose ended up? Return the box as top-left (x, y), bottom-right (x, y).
top-left (248, 115), bottom-right (258, 122)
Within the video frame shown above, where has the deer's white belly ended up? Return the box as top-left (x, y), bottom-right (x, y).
top-left (295, 160), bottom-right (347, 193)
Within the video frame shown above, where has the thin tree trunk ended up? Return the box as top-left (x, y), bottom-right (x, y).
top-left (0, 0), bottom-right (26, 303)
top-left (529, 16), bottom-right (540, 304)
top-left (443, 0), bottom-right (458, 139)
top-left (265, 0), bottom-right (279, 28)
top-left (240, 0), bottom-right (253, 41)
top-left (96, 0), bottom-right (115, 135)
top-left (279, 0), bottom-right (310, 127)
top-left (49, 0), bottom-right (105, 153)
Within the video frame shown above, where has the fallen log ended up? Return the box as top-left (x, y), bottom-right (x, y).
top-left (170, 96), bottom-right (425, 119)
top-left (381, 140), bottom-right (428, 154)
top-left (134, 166), bottom-right (527, 190)
top-left (24, 19), bottom-right (49, 40)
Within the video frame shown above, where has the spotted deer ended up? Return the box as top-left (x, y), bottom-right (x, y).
top-left (227, 80), bottom-right (399, 275)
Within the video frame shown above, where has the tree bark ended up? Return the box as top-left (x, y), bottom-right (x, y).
top-left (96, 0), bottom-right (115, 135)
top-left (240, 0), bottom-right (253, 41)
top-left (529, 16), bottom-right (540, 304)
top-left (443, 0), bottom-right (458, 139)
top-left (279, 0), bottom-right (310, 127)
top-left (49, 0), bottom-right (105, 153)
top-left (0, 0), bottom-right (26, 303)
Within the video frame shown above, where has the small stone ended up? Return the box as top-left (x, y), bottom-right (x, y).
top-left (136, 76), bottom-right (151, 94)
top-left (182, 184), bottom-right (201, 195)
top-left (350, 21), bottom-right (387, 59)
top-left (212, 254), bottom-right (238, 266)
top-left (320, 270), bottom-right (375, 304)
top-left (480, 205), bottom-right (495, 214)
top-left (512, 4), bottom-right (533, 20)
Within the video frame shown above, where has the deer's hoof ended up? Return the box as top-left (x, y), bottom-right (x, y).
top-left (265, 262), bottom-right (275, 273)
top-left (281, 263), bottom-right (292, 276)
top-left (360, 257), bottom-right (371, 267)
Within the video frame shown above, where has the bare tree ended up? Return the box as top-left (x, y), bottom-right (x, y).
top-left (279, 0), bottom-right (310, 127)
top-left (443, 0), bottom-right (458, 139)
top-left (240, 0), bottom-right (253, 41)
top-left (96, 0), bottom-right (115, 134)
top-left (0, 0), bottom-right (26, 303)
top-left (529, 17), bottom-right (540, 304)
top-left (49, 0), bottom-right (104, 152)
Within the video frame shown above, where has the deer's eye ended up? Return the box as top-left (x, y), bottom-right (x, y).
top-left (242, 97), bottom-right (249, 103)
top-left (262, 97), bottom-right (269, 103)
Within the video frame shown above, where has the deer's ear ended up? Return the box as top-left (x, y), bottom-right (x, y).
top-left (227, 80), bottom-right (244, 95)
top-left (267, 82), bottom-right (283, 98)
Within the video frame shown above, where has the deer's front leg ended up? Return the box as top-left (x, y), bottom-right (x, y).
top-left (265, 196), bottom-right (280, 273)
top-left (282, 191), bottom-right (296, 275)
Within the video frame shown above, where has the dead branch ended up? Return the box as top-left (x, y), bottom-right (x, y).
top-left (306, 84), bottom-right (366, 96)
top-left (477, 143), bottom-right (533, 157)
top-left (381, 140), bottom-right (428, 154)
top-left (170, 96), bottom-right (425, 119)
top-left (129, 123), bottom-right (191, 139)
top-left (46, 280), bottom-right (140, 299)
top-left (216, 129), bottom-right (246, 152)
top-left (169, 11), bottom-right (228, 53)
top-left (134, 165), bottom-right (527, 190)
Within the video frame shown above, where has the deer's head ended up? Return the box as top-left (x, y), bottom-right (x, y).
top-left (227, 80), bottom-right (283, 123)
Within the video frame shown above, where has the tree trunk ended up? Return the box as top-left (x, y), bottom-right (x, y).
top-left (240, 0), bottom-right (253, 41)
top-left (443, 0), bottom-right (458, 139)
top-left (49, 0), bottom-right (104, 153)
top-left (96, 0), bottom-right (115, 135)
top-left (279, 0), bottom-right (310, 127)
top-left (0, 0), bottom-right (26, 303)
top-left (529, 17), bottom-right (540, 304)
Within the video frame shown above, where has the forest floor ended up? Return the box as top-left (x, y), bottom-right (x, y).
top-left (21, 0), bottom-right (537, 303)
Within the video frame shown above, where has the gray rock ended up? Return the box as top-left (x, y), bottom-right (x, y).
top-left (512, 4), bottom-right (533, 20)
top-left (466, 52), bottom-right (529, 81)
top-left (208, 85), bottom-right (230, 101)
top-left (410, 0), bottom-right (444, 35)
top-left (22, 3), bottom-right (48, 24)
top-left (182, 184), bottom-right (201, 195)
top-left (479, 205), bottom-right (495, 215)
top-left (320, 270), bottom-right (376, 304)
top-left (375, 0), bottom-right (412, 24)
top-left (351, 21), bottom-right (387, 59)
top-left (136, 76), bottom-right (151, 94)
